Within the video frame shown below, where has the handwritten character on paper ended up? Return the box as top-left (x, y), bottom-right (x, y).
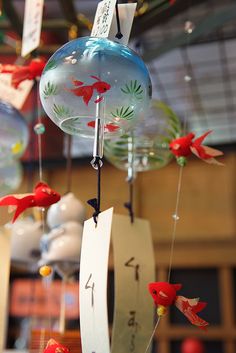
top-left (85, 273), bottom-right (95, 307)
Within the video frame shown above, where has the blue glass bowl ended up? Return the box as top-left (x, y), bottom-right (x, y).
top-left (39, 37), bottom-right (152, 138)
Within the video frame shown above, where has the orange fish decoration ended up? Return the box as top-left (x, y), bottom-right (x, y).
top-left (87, 120), bottom-right (119, 133)
top-left (43, 339), bottom-right (70, 353)
top-left (169, 131), bottom-right (223, 166)
top-left (0, 57), bottom-right (46, 88)
top-left (0, 182), bottom-right (61, 223)
top-left (65, 75), bottom-right (111, 106)
top-left (149, 282), bottom-right (209, 330)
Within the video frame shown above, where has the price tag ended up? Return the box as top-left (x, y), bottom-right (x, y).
top-left (109, 3), bottom-right (137, 45)
top-left (0, 227), bottom-right (11, 351)
top-left (91, 0), bottom-right (117, 38)
top-left (79, 208), bottom-right (113, 353)
top-left (111, 214), bottom-right (155, 353)
top-left (0, 74), bottom-right (34, 110)
top-left (21, 0), bottom-right (44, 57)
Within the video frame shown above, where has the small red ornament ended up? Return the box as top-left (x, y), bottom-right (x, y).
top-left (43, 339), bottom-right (70, 353)
top-left (0, 182), bottom-right (61, 222)
top-left (169, 131), bottom-right (223, 165)
top-left (181, 338), bottom-right (205, 353)
top-left (0, 58), bottom-right (46, 88)
top-left (149, 282), bottom-right (209, 330)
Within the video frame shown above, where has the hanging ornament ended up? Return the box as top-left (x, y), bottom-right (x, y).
top-left (39, 36), bottom-right (152, 138)
top-left (7, 218), bottom-right (43, 270)
top-left (104, 100), bottom-right (180, 172)
top-left (148, 282), bottom-right (209, 330)
top-left (39, 265), bottom-right (52, 277)
top-left (0, 57), bottom-right (46, 88)
top-left (181, 338), bottom-right (205, 353)
top-left (0, 100), bottom-right (29, 162)
top-left (43, 339), bottom-right (69, 353)
top-left (40, 221), bottom-right (83, 264)
top-left (0, 160), bottom-right (22, 196)
top-left (0, 182), bottom-right (61, 223)
top-left (47, 192), bottom-right (85, 229)
top-left (169, 131), bottom-right (224, 166)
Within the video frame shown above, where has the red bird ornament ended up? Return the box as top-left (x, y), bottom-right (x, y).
top-left (0, 182), bottom-right (61, 223)
top-left (43, 339), bottom-right (70, 353)
top-left (148, 282), bottom-right (209, 330)
top-left (169, 131), bottom-right (223, 166)
top-left (0, 57), bottom-right (46, 88)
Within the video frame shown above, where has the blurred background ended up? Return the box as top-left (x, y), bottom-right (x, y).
top-left (0, 0), bottom-right (235, 353)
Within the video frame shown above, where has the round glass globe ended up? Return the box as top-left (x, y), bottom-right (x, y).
top-left (39, 37), bottom-right (152, 138)
top-left (104, 100), bottom-right (181, 172)
top-left (0, 160), bottom-right (23, 196)
top-left (0, 100), bottom-right (29, 162)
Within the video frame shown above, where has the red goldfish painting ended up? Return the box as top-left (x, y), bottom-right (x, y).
top-left (149, 282), bottom-right (209, 330)
top-left (65, 75), bottom-right (111, 106)
top-left (87, 120), bottom-right (119, 132)
top-left (0, 58), bottom-right (46, 88)
top-left (43, 339), bottom-right (70, 353)
top-left (0, 182), bottom-right (61, 223)
top-left (169, 131), bottom-right (223, 165)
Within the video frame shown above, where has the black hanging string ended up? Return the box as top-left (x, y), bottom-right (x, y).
top-left (124, 179), bottom-right (134, 223)
top-left (87, 157), bottom-right (102, 225)
top-left (115, 1), bottom-right (123, 39)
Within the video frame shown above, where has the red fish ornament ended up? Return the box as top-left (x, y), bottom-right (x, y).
top-left (43, 339), bottom-right (70, 353)
top-left (148, 282), bottom-right (209, 330)
top-left (65, 75), bottom-right (111, 106)
top-left (0, 58), bottom-right (46, 88)
top-left (0, 182), bottom-right (61, 223)
top-left (87, 120), bottom-right (119, 132)
top-left (169, 131), bottom-right (223, 166)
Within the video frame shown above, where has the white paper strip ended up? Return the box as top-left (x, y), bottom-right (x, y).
top-left (80, 208), bottom-right (114, 353)
top-left (111, 215), bottom-right (155, 353)
top-left (21, 0), bottom-right (44, 57)
top-left (0, 74), bottom-right (34, 110)
top-left (0, 227), bottom-right (11, 351)
top-left (109, 3), bottom-right (137, 45)
top-left (91, 1), bottom-right (136, 46)
top-left (91, 0), bottom-right (117, 38)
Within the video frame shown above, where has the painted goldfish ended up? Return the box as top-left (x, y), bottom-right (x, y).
top-left (169, 131), bottom-right (223, 165)
top-left (65, 75), bottom-right (111, 106)
top-left (148, 281), bottom-right (209, 330)
top-left (87, 120), bottom-right (119, 132)
top-left (43, 339), bottom-right (70, 353)
top-left (0, 182), bottom-right (61, 223)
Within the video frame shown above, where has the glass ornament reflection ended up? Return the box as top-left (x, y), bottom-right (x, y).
top-left (104, 101), bottom-right (182, 172)
top-left (39, 37), bottom-right (152, 138)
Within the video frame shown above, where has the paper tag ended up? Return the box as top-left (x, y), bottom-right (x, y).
top-left (0, 74), bottom-right (34, 110)
top-left (21, 0), bottom-right (44, 57)
top-left (109, 3), bottom-right (137, 45)
top-left (91, 0), bottom-right (117, 38)
top-left (111, 214), bottom-right (155, 353)
top-left (91, 1), bottom-right (136, 45)
top-left (0, 227), bottom-right (11, 351)
top-left (79, 208), bottom-right (113, 353)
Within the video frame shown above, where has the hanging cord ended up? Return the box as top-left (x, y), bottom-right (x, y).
top-left (115, 1), bottom-right (123, 39)
top-left (124, 179), bottom-right (134, 223)
top-left (166, 7), bottom-right (194, 283)
top-left (144, 316), bottom-right (161, 353)
top-left (66, 134), bottom-right (72, 193)
top-left (87, 156), bottom-right (102, 225)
